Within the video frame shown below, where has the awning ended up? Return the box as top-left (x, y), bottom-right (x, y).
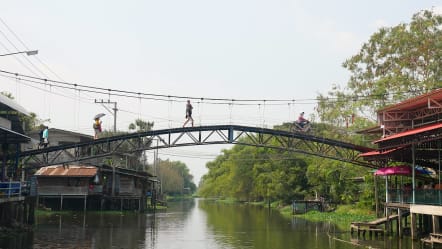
top-left (374, 123), bottom-right (442, 144)
top-left (374, 165), bottom-right (412, 176)
top-left (374, 165), bottom-right (433, 176)
top-left (0, 126), bottom-right (31, 144)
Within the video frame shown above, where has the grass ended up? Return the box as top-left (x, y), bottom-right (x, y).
top-left (279, 204), bottom-right (377, 230)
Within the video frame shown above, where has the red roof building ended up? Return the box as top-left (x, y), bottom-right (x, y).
top-left (360, 89), bottom-right (442, 168)
top-left (359, 88), bottom-right (442, 239)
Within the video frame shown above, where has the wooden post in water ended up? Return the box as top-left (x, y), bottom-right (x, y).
top-left (419, 214), bottom-right (423, 234)
top-left (385, 207), bottom-right (389, 235)
top-left (374, 176), bottom-right (379, 217)
top-left (398, 208), bottom-right (402, 237)
top-left (28, 197), bottom-right (35, 225)
top-left (433, 215), bottom-right (439, 234)
top-left (111, 162), bottom-right (116, 197)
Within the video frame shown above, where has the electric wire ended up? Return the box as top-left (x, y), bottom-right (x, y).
top-left (0, 40), bottom-right (40, 76)
top-left (0, 74), bottom-right (95, 104)
top-left (1, 71), bottom-right (317, 106)
top-left (0, 18), bottom-right (99, 102)
top-left (0, 16), bottom-right (64, 80)
top-left (0, 69), bottom-right (418, 107)
top-left (0, 29), bottom-right (46, 78)
top-left (0, 69), bottom-right (371, 104)
top-left (147, 150), bottom-right (309, 161)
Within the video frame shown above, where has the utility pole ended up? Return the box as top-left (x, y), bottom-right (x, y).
top-left (94, 99), bottom-right (117, 132)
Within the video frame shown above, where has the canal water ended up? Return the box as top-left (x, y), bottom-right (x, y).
top-left (1, 199), bottom-right (420, 249)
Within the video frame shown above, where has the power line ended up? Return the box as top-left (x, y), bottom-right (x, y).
top-left (1, 71), bottom-right (319, 106)
top-left (0, 16), bottom-right (64, 80)
top-left (0, 69), bottom-right (316, 104)
top-left (0, 69), bottom-right (417, 107)
top-left (0, 17), bottom-right (98, 102)
top-left (0, 29), bottom-right (47, 78)
top-left (146, 150), bottom-right (310, 161)
top-left (0, 40), bottom-right (40, 76)
top-left (0, 74), bottom-right (95, 104)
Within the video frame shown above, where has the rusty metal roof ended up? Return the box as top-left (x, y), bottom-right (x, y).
top-left (374, 123), bottom-right (442, 144)
top-left (35, 165), bottom-right (97, 177)
top-left (0, 93), bottom-right (30, 116)
top-left (379, 88), bottom-right (442, 112)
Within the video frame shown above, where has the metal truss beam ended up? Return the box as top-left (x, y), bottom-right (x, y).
top-left (19, 125), bottom-right (376, 169)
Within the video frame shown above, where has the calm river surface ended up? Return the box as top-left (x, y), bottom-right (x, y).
top-left (1, 199), bottom-right (420, 249)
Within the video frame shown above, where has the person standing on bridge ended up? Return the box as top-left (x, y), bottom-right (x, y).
top-left (93, 118), bottom-right (102, 139)
top-left (183, 100), bottom-right (194, 127)
top-left (42, 126), bottom-right (49, 148)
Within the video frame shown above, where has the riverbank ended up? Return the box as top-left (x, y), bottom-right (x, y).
top-left (278, 204), bottom-right (376, 229)
top-left (211, 198), bottom-right (376, 229)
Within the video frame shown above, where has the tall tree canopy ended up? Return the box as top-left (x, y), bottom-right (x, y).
top-left (198, 135), bottom-right (309, 203)
top-left (158, 159), bottom-right (197, 195)
top-left (199, 10), bottom-right (442, 208)
top-left (100, 118), bottom-right (154, 171)
top-left (317, 10), bottom-right (442, 124)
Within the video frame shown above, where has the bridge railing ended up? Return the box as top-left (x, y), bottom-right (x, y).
top-left (0, 181), bottom-right (21, 198)
top-left (388, 189), bottom-right (442, 206)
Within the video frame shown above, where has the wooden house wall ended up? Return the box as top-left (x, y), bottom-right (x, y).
top-left (119, 175), bottom-right (142, 196)
top-left (37, 177), bottom-right (90, 196)
top-left (101, 173), bottom-right (144, 196)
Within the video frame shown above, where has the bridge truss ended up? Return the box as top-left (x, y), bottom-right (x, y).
top-left (18, 125), bottom-right (376, 169)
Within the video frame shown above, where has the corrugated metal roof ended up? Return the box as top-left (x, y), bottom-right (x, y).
top-left (35, 165), bottom-right (97, 177)
top-left (379, 88), bottom-right (442, 112)
top-left (0, 126), bottom-right (30, 143)
top-left (374, 123), bottom-right (442, 143)
top-left (359, 146), bottom-right (404, 157)
top-left (0, 93), bottom-right (30, 116)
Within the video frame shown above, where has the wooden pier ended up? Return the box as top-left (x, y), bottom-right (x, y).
top-left (421, 233), bottom-right (442, 248)
top-left (350, 215), bottom-right (396, 238)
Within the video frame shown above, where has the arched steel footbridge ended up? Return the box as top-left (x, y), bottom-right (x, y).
top-left (18, 125), bottom-right (376, 169)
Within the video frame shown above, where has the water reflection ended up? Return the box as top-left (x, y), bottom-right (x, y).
top-left (0, 199), bottom-right (422, 249)
top-left (33, 212), bottom-right (148, 249)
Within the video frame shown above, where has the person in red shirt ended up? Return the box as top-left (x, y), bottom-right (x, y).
top-left (296, 112), bottom-right (309, 128)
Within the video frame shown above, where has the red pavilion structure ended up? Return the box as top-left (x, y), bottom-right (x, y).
top-left (360, 88), bottom-right (442, 239)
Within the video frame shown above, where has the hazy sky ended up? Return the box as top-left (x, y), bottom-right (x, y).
top-left (1, 1), bottom-right (441, 183)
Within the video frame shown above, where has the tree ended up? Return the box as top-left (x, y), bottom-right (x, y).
top-left (313, 10), bottom-right (442, 207)
top-left (317, 10), bottom-right (442, 124)
top-left (128, 119), bottom-right (154, 132)
top-left (157, 159), bottom-right (196, 195)
top-left (198, 135), bottom-right (309, 203)
top-left (100, 118), bottom-right (154, 171)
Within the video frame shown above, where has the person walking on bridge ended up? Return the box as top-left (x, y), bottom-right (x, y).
top-left (42, 126), bottom-right (49, 148)
top-left (183, 100), bottom-right (194, 127)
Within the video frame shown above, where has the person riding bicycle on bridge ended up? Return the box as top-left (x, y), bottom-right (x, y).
top-left (296, 112), bottom-right (309, 128)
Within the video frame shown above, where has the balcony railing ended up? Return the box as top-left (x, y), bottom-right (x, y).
top-left (0, 181), bottom-right (21, 198)
top-left (388, 189), bottom-right (442, 205)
